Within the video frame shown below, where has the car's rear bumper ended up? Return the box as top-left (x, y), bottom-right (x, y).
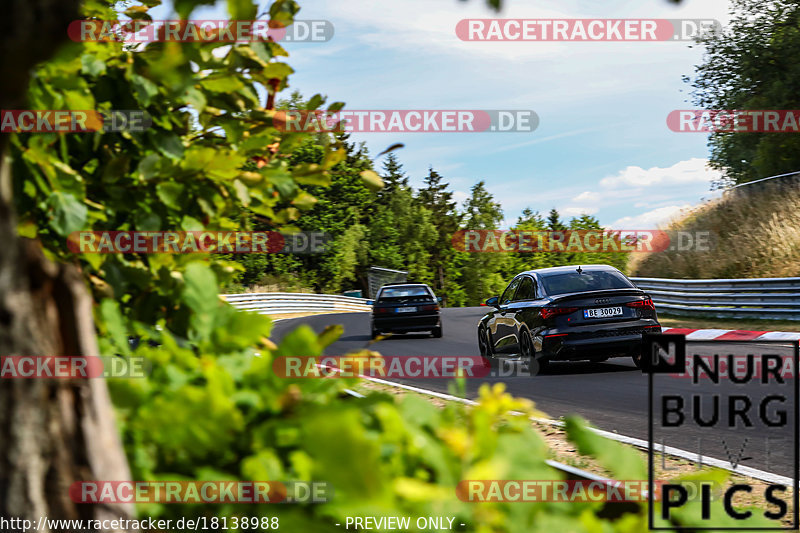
top-left (538, 322), bottom-right (661, 360)
top-left (372, 313), bottom-right (440, 332)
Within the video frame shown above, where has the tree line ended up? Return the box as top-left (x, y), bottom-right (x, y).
top-left (232, 114), bottom-right (628, 305)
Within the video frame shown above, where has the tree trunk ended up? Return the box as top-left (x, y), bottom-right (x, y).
top-left (0, 0), bottom-right (136, 530)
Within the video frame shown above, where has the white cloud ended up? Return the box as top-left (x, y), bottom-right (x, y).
top-left (608, 204), bottom-right (693, 229)
top-left (561, 158), bottom-right (720, 214)
top-left (572, 190), bottom-right (601, 203)
top-left (561, 206), bottom-right (599, 217)
top-left (599, 157), bottom-right (720, 189)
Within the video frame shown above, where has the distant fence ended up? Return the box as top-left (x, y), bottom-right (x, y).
top-left (631, 277), bottom-right (800, 320)
top-left (222, 292), bottom-right (372, 315)
top-left (726, 169), bottom-right (800, 195)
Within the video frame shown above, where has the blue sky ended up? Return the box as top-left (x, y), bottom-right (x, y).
top-left (152, 0), bottom-right (733, 228)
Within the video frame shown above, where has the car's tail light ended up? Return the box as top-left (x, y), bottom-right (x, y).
top-left (375, 308), bottom-right (390, 314)
top-left (539, 307), bottom-right (578, 320)
top-left (626, 298), bottom-right (655, 310)
top-left (420, 304), bottom-right (439, 311)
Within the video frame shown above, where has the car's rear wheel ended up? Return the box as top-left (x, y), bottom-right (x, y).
top-left (479, 326), bottom-right (501, 371)
top-left (432, 324), bottom-right (443, 338)
top-left (631, 349), bottom-right (643, 368)
top-left (371, 327), bottom-right (379, 339)
top-left (478, 326), bottom-right (492, 356)
top-left (521, 330), bottom-right (549, 375)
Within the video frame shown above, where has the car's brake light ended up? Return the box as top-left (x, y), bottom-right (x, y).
top-left (626, 298), bottom-right (655, 310)
top-left (539, 307), bottom-right (578, 320)
top-left (375, 308), bottom-right (390, 314)
top-left (420, 304), bottom-right (439, 311)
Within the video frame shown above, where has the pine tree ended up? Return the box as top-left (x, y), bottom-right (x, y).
top-left (379, 153), bottom-right (409, 199)
top-left (459, 181), bottom-right (510, 305)
top-left (547, 208), bottom-right (566, 231)
top-left (416, 168), bottom-right (462, 300)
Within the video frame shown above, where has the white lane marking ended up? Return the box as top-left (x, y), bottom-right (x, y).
top-left (684, 328), bottom-right (732, 340)
top-left (756, 331), bottom-right (800, 341)
top-left (361, 376), bottom-right (793, 485)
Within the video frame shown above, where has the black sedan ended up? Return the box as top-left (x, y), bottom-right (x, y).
top-left (477, 265), bottom-right (661, 370)
top-left (370, 283), bottom-right (443, 339)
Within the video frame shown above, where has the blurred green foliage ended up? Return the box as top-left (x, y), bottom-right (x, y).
top-left (690, 0), bottom-right (800, 186)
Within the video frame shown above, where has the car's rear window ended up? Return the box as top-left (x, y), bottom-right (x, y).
top-left (539, 271), bottom-right (634, 296)
top-left (378, 286), bottom-right (432, 300)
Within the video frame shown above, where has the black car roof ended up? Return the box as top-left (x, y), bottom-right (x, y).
top-left (520, 264), bottom-right (621, 277)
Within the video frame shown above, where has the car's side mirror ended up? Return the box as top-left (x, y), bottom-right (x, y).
top-left (437, 296), bottom-right (443, 304)
top-left (484, 296), bottom-right (499, 308)
top-left (366, 300), bottom-right (374, 306)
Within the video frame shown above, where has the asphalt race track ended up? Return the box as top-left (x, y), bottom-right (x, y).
top-left (271, 308), bottom-right (798, 476)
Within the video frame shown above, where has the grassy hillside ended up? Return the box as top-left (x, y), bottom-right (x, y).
top-left (630, 184), bottom-right (800, 279)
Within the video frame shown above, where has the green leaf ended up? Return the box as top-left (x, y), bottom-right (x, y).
top-left (200, 75), bottom-right (245, 93)
top-left (134, 210), bottom-right (161, 231)
top-left (181, 146), bottom-right (244, 180)
top-left (152, 131), bottom-right (185, 160)
top-left (260, 62), bottom-right (293, 80)
top-left (306, 94), bottom-right (324, 110)
top-left (130, 74), bottom-right (159, 107)
top-left (264, 169), bottom-right (298, 198)
top-left (181, 215), bottom-right (203, 231)
top-left (232, 179), bottom-right (251, 206)
top-left (46, 191), bottom-right (87, 236)
top-left (182, 262), bottom-right (219, 335)
top-left (182, 87), bottom-right (207, 112)
top-left (228, 0), bottom-right (257, 21)
top-left (317, 324), bottom-right (343, 349)
top-left (269, 0), bottom-right (300, 26)
top-left (291, 191), bottom-right (317, 210)
top-left (81, 54), bottom-right (107, 76)
top-left (98, 300), bottom-right (131, 356)
top-left (359, 170), bottom-right (384, 192)
top-left (564, 415), bottom-right (646, 480)
top-left (156, 182), bottom-right (185, 210)
top-left (135, 154), bottom-right (162, 180)
top-left (276, 325), bottom-right (323, 358)
top-left (232, 46), bottom-right (268, 68)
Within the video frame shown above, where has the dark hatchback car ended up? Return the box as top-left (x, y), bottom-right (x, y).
top-left (370, 283), bottom-right (443, 339)
top-left (477, 265), bottom-right (661, 369)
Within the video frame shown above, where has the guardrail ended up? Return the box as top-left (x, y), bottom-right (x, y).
top-left (630, 277), bottom-right (800, 320)
top-left (222, 292), bottom-right (372, 315)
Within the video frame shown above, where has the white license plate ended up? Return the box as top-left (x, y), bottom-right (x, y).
top-left (584, 306), bottom-right (623, 318)
top-left (396, 307), bottom-right (416, 313)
